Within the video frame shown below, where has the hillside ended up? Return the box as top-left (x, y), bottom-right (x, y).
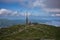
top-left (0, 24), bottom-right (58, 40)
top-left (56, 27), bottom-right (60, 40)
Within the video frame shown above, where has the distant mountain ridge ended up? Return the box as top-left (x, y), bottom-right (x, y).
top-left (0, 18), bottom-right (60, 28)
top-left (0, 19), bottom-right (25, 28)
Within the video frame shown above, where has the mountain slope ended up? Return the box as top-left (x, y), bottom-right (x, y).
top-left (0, 24), bottom-right (57, 40)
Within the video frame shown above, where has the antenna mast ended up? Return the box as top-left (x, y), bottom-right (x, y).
top-left (26, 11), bottom-right (29, 25)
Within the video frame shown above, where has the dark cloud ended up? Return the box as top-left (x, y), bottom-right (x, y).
top-left (44, 0), bottom-right (60, 8)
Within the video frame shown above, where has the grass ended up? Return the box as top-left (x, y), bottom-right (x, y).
top-left (0, 24), bottom-right (59, 40)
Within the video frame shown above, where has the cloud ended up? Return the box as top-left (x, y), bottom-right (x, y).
top-left (11, 11), bottom-right (20, 16)
top-left (0, 8), bottom-right (32, 16)
top-left (32, 0), bottom-right (46, 8)
top-left (55, 14), bottom-right (60, 16)
top-left (31, 0), bottom-right (60, 13)
top-left (44, 8), bottom-right (60, 12)
top-left (52, 14), bottom-right (60, 16)
top-left (0, 0), bottom-right (46, 9)
top-left (0, 9), bottom-right (20, 16)
top-left (1, 0), bottom-right (60, 13)
top-left (0, 9), bottom-right (12, 15)
top-left (40, 0), bottom-right (60, 13)
top-left (0, 0), bottom-right (45, 8)
top-left (0, 8), bottom-right (41, 17)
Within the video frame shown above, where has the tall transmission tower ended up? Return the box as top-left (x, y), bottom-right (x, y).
top-left (25, 11), bottom-right (29, 25)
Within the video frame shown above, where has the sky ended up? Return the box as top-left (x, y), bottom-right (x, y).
top-left (0, 0), bottom-right (60, 26)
